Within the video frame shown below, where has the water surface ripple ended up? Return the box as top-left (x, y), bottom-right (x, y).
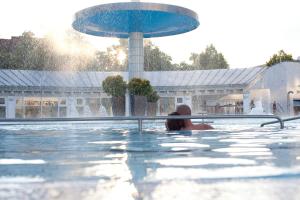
top-left (0, 121), bottom-right (299, 199)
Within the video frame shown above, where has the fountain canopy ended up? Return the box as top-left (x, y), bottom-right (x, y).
top-left (72, 2), bottom-right (199, 38)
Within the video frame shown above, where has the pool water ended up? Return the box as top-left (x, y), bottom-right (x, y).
top-left (0, 120), bottom-right (300, 199)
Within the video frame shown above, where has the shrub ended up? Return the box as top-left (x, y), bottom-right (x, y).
top-left (147, 91), bottom-right (160, 102)
top-left (128, 78), bottom-right (153, 97)
top-left (102, 75), bottom-right (127, 97)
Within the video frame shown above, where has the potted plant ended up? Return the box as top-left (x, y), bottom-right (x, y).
top-left (147, 91), bottom-right (160, 116)
top-left (102, 75), bottom-right (127, 116)
top-left (128, 78), bottom-right (153, 116)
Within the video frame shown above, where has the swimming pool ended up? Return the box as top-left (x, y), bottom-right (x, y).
top-left (0, 119), bottom-right (299, 200)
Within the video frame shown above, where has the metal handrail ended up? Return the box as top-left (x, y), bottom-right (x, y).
top-left (261, 115), bottom-right (300, 128)
top-left (0, 114), bottom-right (284, 132)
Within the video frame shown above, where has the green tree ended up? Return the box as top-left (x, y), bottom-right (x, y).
top-left (266, 50), bottom-right (294, 67)
top-left (0, 49), bottom-right (12, 69)
top-left (190, 44), bottom-right (229, 70)
top-left (172, 62), bottom-right (193, 71)
top-left (1, 32), bottom-right (231, 72)
top-left (9, 31), bottom-right (37, 69)
top-left (1, 31), bottom-right (65, 71)
top-left (144, 40), bottom-right (173, 71)
top-left (93, 39), bottom-right (128, 71)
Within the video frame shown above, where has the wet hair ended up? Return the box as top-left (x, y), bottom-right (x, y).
top-left (166, 112), bottom-right (185, 131)
top-left (176, 104), bottom-right (191, 115)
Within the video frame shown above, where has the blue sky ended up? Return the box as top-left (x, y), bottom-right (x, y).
top-left (1, 0), bottom-right (299, 68)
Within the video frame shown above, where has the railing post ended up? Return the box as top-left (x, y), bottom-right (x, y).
top-left (260, 115), bottom-right (284, 129)
top-left (138, 118), bottom-right (143, 133)
top-left (276, 116), bottom-right (284, 129)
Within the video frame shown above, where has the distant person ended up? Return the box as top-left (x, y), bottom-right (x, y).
top-left (272, 101), bottom-right (277, 114)
top-left (176, 104), bottom-right (213, 130)
top-left (165, 112), bottom-right (185, 131)
top-left (250, 100), bottom-right (255, 110)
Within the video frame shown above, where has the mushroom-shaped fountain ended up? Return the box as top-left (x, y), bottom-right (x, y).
top-left (72, 0), bottom-right (199, 115)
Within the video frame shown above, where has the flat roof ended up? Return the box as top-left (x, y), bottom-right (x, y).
top-left (0, 67), bottom-right (266, 89)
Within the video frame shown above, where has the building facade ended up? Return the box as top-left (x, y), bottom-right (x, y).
top-left (0, 62), bottom-right (299, 118)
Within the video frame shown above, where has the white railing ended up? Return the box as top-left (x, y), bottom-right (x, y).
top-left (0, 114), bottom-right (284, 132)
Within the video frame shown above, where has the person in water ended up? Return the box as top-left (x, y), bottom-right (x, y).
top-left (165, 112), bottom-right (185, 131)
top-left (176, 104), bottom-right (213, 130)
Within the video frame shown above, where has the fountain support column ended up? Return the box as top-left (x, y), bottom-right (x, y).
top-left (126, 32), bottom-right (144, 116)
top-left (128, 32), bottom-right (144, 80)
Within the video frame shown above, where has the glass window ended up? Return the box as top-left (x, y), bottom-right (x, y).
top-left (16, 107), bottom-right (24, 118)
top-left (22, 97), bottom-right (42, 118)
top-left (42, 107), bottom-right (58, 117)
top-left (159, 97), bottom-right (175, 115)
top-left (76, 107), bottom-right (84, 115)
top-left (101, 98), bottom-right (112, 116)
top-left (77, 99), bottom-right (83, 105)
top-left (60, 99), bottom-right (66, 105)
top-left (42, 98), bottom-right (58, 118)
top-left (177, 98), bottom-right (183, 104)
top-left (24, 91), bottom-right (32, 94)
top-left (42, 99), bottom-right (58, 106)
top-left (59, 107), bottom-right (67, 117)
top-left (86, 98), bottom-right (101, 116)
top-left (0, 107), bottom-right (5, 118)
top-left (16, 98), bottom-right (23, 106)
top-left (25, 107), bottom-right (41, 118)
top-left (24, 98), bottom-right (41, 106)
top-left (0, 98), bottom-right (5, 105)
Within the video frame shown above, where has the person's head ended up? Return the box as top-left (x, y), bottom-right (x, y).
top-left (176, 104), bottom-right (191, 116)
top-left (166, 112), bottom-right (185, 131)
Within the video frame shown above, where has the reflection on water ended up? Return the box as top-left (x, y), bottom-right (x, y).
top-left (0, 122), bottom-right (300, 199)
top-left (145, 179), bottom-right (300, 200)
top-left (0, 159), bottom-right (46, 165)
top-left (149, 157), bottom-right (256, 166)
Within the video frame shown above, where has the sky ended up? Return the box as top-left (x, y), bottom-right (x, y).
top-left (0, 0), bottom-right (300, 68)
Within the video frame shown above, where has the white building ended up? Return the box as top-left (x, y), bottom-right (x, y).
top-left (0, 62), bottom-right (299, 118)
top-left (248, 62), bottom-right (300, 116)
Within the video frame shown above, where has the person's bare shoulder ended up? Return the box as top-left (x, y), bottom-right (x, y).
top-left (193, 123), bottom-right (214, 130)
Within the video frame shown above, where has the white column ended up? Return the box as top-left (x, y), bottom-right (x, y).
top-left (287, 91), bottom-right (294, 116)
top-left (157, 99), bottom-right (161, 116)
top-left (6, 96), bottom-right (16, 118)
top-left (266, 90), bottom-right (271, 114)
top-left (128, 32), bottom-right (144, 80)
top-left (125, 92), bottom-right (130, 116)
top-left (243, 93), bottom-right (250, 114)
top-left (67, 97), bottom-right (78, 117)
